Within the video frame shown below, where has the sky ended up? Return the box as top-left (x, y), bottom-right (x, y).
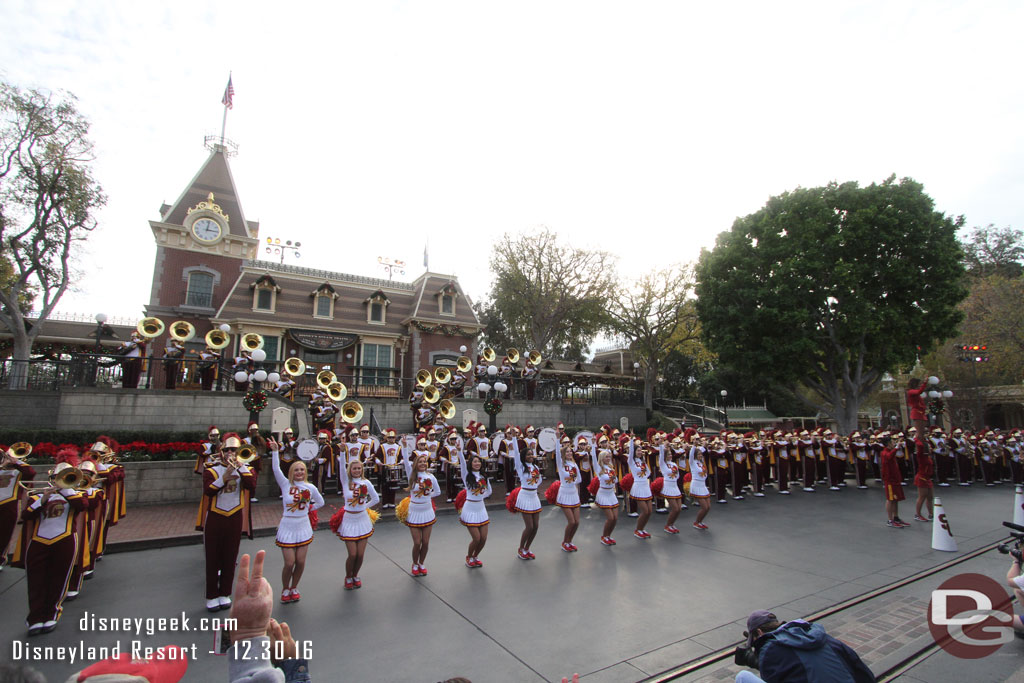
top-left (1, 0), bottom-right (1022, 325)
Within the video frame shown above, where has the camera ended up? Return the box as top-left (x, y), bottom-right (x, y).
top-left (998, 522), bottom-right (1024, 562)
top-left (734, 645), bottom-right (759, 669)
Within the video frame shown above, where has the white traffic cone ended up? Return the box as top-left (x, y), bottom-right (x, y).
top-left (1014, 486), bottom-right (1024, 527)
top-left (931, 497), bottom-right (957, 552)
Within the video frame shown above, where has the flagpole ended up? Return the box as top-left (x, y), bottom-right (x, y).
top-left (220, 71), bottom-right (231, 146)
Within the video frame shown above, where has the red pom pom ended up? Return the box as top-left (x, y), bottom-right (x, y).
top-left (587, 477), bottom-right (600, 496)
top-left (545, 481), bottom-right (561, 504)
top-left (454, 489), bottom-right (467, 512)
top-left (308, 509), bottom-right (319, 529)
top-left (651, 477), bottom-right (664, 496)
top-left (683, 472), bottom-right (692, 483)
top-left (619, 473), bottom-right (634, 491)
top-left (506, 487), bottom-right (521, 513)
top-left (432, 499), bottom-right (437, 511)
top-left (329, 508), bottom-right (345, 535)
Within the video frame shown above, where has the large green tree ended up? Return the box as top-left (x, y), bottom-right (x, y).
top-left (478, 226), bottom-right (615, 360)
top-left (0, 81), bottom-right (105, 388)
top-left (695, 176), bottom-right (967, 433)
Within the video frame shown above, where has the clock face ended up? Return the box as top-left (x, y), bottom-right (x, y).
top-left (192, 218), bottom-right (222, 242)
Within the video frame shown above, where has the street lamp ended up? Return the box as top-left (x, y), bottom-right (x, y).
top-left (264, 236), bottom-right (301, 264)
top-left (957, 343), bottom-right (990, 430)
top-left (93, 313), bottom-right (108, 353)
top-left (721, 389), bottom-right (729, 428)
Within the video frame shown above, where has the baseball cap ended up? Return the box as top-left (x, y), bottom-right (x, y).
top-left (744, 610), bottom-right (777, 647)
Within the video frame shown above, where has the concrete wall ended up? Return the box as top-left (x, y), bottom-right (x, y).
top-left (362, 399), bottom-right (645, 433)
top-left (0, 391), bottom-right (60, 429)
top-left (124, 460), bottom-right (280, 505)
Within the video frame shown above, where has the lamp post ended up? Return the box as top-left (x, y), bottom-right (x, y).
top-left (91, 313), bottom-right (108, 386)
top-left (264, 237), bottom-right (301, 264)
top-left (720, 389), bottom-right (729, 429)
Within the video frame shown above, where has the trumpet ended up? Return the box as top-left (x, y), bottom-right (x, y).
top-left (482, 347), bottom-right (496, 363)
top-left (205, 329), bottom-right (231, 350)
top-left (456, 356), bottom-right (473, 373)
top-left (136, 317), bottom-right (165, 339)
top-left (341, 401), bottom-right (364, 424)
top-left (507, 348), bottom-right (520, 364)
top-left (169, 320), bottom-right (196, 342)
top-left (241, 333), bottom-right (264, 351)
top-left (316, 370), bottom-right (337, 389)
top-left (284, 357), bottom-right (306, 377)
top-left (326, 381), bottom-right (347, 402)
top-left (416, 369), bottom-right (433, 387)
top-left (528, 350), bottom-right (543, 366)
top-left (434, 367), bottom-right (451, 384)
top-left (422, 385), bottom-right (441, 404)
top-left (438, 399), bottom-right (456, 420)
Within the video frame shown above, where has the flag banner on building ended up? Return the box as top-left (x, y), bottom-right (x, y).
top-left (222, 76), bottom-right (234, 109)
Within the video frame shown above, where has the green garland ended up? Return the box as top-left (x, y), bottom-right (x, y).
top-left (484, 397), bottom-right (503, 416)
top-left (243, 389), bottom-right (268, 413)
top-left (411, 321), bottom-right (476, 337)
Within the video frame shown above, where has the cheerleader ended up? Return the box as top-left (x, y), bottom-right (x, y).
top-left (337, 457), bottom-right (379, 590)
top-left (269, 440), bottom-right (324, 602)
top-left (457, 446), bottom-right (491, 568)
top-left (657, 439), bottom-right (684, 533)
top-left (553, 435), bottom-right (581, 552)
top-left (626, 435), bottom-right (653, 538)
top-left (509, 437), bottom-right (543, 559)
top-left (402, 443), bottom-right (441, 576)
top-left (590, 440), bottom-right (620, 546)
top-left (689, 437), bottom-right (712, 529)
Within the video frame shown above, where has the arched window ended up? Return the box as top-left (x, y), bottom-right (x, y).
top-left (185, 272), bottom-right (214, 308)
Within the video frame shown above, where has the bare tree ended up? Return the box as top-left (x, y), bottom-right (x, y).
top-left (0, 81), bottom-right (105, 388)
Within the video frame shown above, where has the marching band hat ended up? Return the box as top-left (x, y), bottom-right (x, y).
top-left (247, 421), bottom-right (259, 431)
top-left (55, 446), bottom-right (80, 466)
top-left (316, 429), bottom-right (330, 440)
top-left (284, 426), bottom-right (293, 433)
top-left (386, 428), bottom-right (397, 438)
top-left (222, 433), bottom-right (242, 449)
top-left (416, 437), bottom-right (428, 447)
top-left (477, 424), bottom-right (487, 434)
top-left (208, 425), bottom-right (219, 435)
top-left (525, 424), bottom-right (535, 433)
top-left (556, 422), bottom-right (565, 430)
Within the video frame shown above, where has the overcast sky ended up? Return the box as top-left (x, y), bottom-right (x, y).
top-left (2, 0), bottom-right (1021, 323)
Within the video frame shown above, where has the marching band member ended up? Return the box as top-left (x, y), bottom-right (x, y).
top-left (591, 441), bottom-right (620, 545)
top-left (626, 434), bottom-right (654, 538)
top-left (162, 336), bottom-right (185, 390)
top-left (269, 438), bottom-right (324, 602)
top-left (949, 428), bottom-right (972, 486)
top-left (574, 431), bottom-right (594, 508)
top-left (747, 432), bottom-right (768, 497)
top-left (198, 342), bottom-right (221, 391)
top-left (12, 459), bottom-right (89, 635)
top-left (196, 426), bottom-right (221, 475)
top-left (978, 432), bottom-right (997, 486)
top-left (448, 368), bottom-right (469, 398)
top-left (91, 438), bottom-right (126, 562)
top-left (313, 429), bottom-right (336, 494)
top-left (243, 422), bottom-right (267, 502)
top-left (119, 331), bottom-right (146, 389)
top-left (457, 444), bottom-right (492, 568)
top-left (271, 374), bottom-right (297, 398)
top-left (374, 429), bottom-right (403, 509)
top-left (1008, 435), bottom-right (1023, 486)
top-left (232, 349), bottom-right (252, 392)
top-left (414, 401), bottom-right (436, 431)
top-left (796, 430), bottom-right (816, 493)
top-left (728, 433), bottom-right (748, 500)
top-left (929, 428), bottom-right (952, 487)
top-left (337, 456), bottom-right (379, 590)
top-left (509, 434), bottom-right (543, 559)
top-left (773, 431), bottom-right (792, 494)
top-left (688, 435), bottom-right (712, 529)
top-left (316, 399), bottom-right (339, 433)
top-left (497, 424), bottom-right (519, 497)
top-left (657, 437), bottom-right (684, 534)
top-left (522, 357), bottom-right (539, 401)
top-left (401, 444), bottom-right (441, 576)
top-left (849, 432), bottom-right (870, 489)
top-left (66, 457), bottom-right (102, 600)
top-left (880, 434), bottom-right (909, 527)
top-left (710, 437), bottom-right (731, 503)
top-left (553, 435), bottom-right (582, 551)
top-left (439, 429), bottom-right (463, 503)
top-left (195, 432), bottom-right (255, 612)
top-left (0, 446), bottom-right (35, 570)
top-left (821, 430), bottom-right (846, 491)
top-left (342, 428), bottom-right (364, 471)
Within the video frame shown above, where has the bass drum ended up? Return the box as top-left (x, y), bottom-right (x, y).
top-left (537, 427), bottom-right (558, 453)
top-left (296, 439), bottom-right (319, 462)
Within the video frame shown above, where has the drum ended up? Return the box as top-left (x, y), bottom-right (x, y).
top-left (296, 439), bottom-right (319, 462)
top-left (537, 428), bottom-right (558, 452)
top-left (491, 432), bottom-right (504, 455)
top-left (385, 466), bottom-right (404, 490)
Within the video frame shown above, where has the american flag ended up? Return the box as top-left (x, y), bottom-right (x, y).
top-left (221, 76), bottom-right (234, 109)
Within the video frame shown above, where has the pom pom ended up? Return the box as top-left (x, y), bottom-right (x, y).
top-left (544, 481), bottom-right (561, 504)
top-left (367, 508), bottom-right (380, 524)
top-left (395, 497), bottom-right (411, 524)
top-left (455, 489), bottom-right (467, 512)
top-left (651, 477), bottom-right (664, 496)
top-left (506, 487), bottom-right (521, 513)
top-left (683, 472), bottom-right (692, 483)
top-left (329, 508), bottom-right (345, 535)
top-left (587, 477), bottom-right (600, 496)
top-left (308, 509), bottom-right (319, 529)
top-left (619, 473), bottom-right (634, 491)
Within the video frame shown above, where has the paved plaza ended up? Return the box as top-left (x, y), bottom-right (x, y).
top-left (2, 483), bottom-right (1022, 682)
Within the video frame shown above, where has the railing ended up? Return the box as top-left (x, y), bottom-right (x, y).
top-left (653, 397), bottom-right (727, 430)
top-left (0, 355), bottom-right (643, 406)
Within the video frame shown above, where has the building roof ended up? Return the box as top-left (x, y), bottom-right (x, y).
top-left (406, 273), bottom-right (481, 327)
top-left (160, 147), bottom-right (257, 238)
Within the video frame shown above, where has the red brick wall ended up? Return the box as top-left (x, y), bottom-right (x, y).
top-left (413, 332), bottom-right (475, 371)
top-left (154, 247), bottom-right (243, 311)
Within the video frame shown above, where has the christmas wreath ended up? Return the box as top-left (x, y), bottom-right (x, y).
top-left (242, 390), bottom-right (268, 413)
top-left (483, 397), bottom-right (503, 416)
top-left (928, 399), bottom-right (945, 417)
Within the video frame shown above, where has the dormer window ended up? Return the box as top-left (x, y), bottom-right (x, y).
top-left (311, 282), bottom-right (337, 320)
top-left (251, 274), bottom-right (280, 313)
top-left (437, 282), bottom-right (458, 317)
top-left (364, 290), bottom-right (390, 325)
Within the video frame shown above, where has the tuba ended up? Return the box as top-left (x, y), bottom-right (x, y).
top-left (341, 401), bottom-right (364, 424)
top-left (6, 442), bottom-right (32, 461)
top-left (482, 347), bottom-right (496, 363)
top-left (416, 369), bottom-right (433, 387)
top-left (316, 370), bottom-right (337, 389)
top-left (327, 381), bottom-right (348, 402)
top-left (438, 399), bottom-right (456, 420)
top-left (422, 385), bottom-right (441, 404)
top-left (241, 333), bottom-right (264, 351)
top-left (528, 350), bottom-right (543, 366)
top-left (169, 320), bottom-right (196, 342)
top-left (456, 356), bottom-right (473, 373)
top-left (137, 317), bottom-right (165, 339)
top-left (434, 367), bottom-right (451, 385)
top-left (507, 348), bottom-right (520, 364)
top-left (284, 357), bottom-right (306, 377)
top-left (205, 329), bottom-right (231, 350)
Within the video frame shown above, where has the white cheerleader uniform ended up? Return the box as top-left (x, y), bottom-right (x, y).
top-left (511, 443), bottom-right (543, 513)
top-left (271, 450), bottom-right (325, 547)
top-left (688, 447), bottom-right (711, 499)
top-left (627, 440), bottom-right (652, 500)
top-left (657, 445), bottom-right (682, 499)
top-left (553, 440), bottom-right (581, 508)
top-left (590, 446), bottom-right (619, 509)
top-left (459, 449), bottom-right (491, 527)
top-left (403, 451), bottom-right (441, 527)
top-left (338, 463), bottom-right (379, 541)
